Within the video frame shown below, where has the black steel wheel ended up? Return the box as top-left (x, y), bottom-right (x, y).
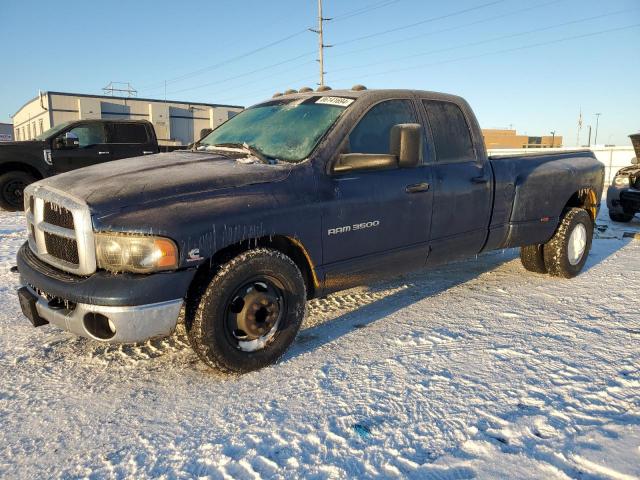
top-left (0, 171), bottom-right (36, 211)
top-left (186, 248), bottom-right (306, 374)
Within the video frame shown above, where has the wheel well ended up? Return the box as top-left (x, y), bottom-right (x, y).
top-left (188, 235), bottom-right (319, 301)
top-left (0, 162), bottom-right (43, 180)
top-left (564, 188), bottom-right (598, 221)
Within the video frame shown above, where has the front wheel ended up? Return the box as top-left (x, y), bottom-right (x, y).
top-left (0, 171), bottom-right (36, 211)
top-left (186, 248), bottom-right (306, 374)
top-left (543, 208), bottom-right (593, 278)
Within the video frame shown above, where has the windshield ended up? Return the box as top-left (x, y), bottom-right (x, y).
top-left (34, 121), bottom-right (74, 141)
top-left (199, 96), bottom-right (353, 162)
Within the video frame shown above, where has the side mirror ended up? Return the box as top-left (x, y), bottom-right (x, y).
top-left (332, 123), bottom-right (423, 173)
top-left (390, 123), bottom-right (422, 168)
top-left (632, 157), bottom-right (638, 165)
top-left (56, 131), bottom-right (79, 149)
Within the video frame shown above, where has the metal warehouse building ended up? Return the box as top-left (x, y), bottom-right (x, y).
top-left (12, 91), bottom-right (243, 146)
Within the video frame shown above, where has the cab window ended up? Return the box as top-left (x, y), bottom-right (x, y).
top-left (422, 100), bottom-right (475, 163)
top-left (109, 123), bottom-right (149, 144)
top-left (348, 100), bottom-right (418, 154)
top-left (63, 124), bottom-right (106, 148)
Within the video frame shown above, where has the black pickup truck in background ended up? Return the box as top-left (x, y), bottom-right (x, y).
top-left (0, 119), bottom-right (168, 210)
top-left (16, 88), bottom-right (605, 374)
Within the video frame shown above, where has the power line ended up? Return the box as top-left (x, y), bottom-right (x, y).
top-left (331, 0), bottom-right (402, 23)
top-left (331, 0), bottom-right (566, 59)
top-left (138, 28), bottom-right (309, 92)
top-left (336, 0), bottom-right (507, 47)
top-left (165, 51), bottom-right (317, 95)
top-left (328, 23), bottom-right (640, 84)
top-left (139, 0), bottom-right (405, 93)
top-left (329, 8), bottom-right (638, 76)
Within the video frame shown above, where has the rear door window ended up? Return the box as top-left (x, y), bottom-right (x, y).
top-left (422, 100), bottom-right (475, 163)
top-left (109, 123), bottom-right (149, 144)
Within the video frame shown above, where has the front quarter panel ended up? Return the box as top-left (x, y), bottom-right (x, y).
top-left (90, 162), bottom-right (323, 270)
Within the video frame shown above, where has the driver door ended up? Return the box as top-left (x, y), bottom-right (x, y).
top-left (321, 99), bottom-right (433, 291)
top-left (51, 123), bottom-right (110, 173)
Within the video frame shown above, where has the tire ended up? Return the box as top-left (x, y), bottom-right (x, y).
top-left (608, 210), bottom-right (634, 223)
top-left (543, 208), bottom-right (593, 278)
top-left (520, 244), bottom-right (547, 273)
top-left (186, 248), bottom-right (306, 374)
top-left (0, 171), bottom-right (36, 211)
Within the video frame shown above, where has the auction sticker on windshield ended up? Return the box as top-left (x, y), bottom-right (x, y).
top-left (315, 97), bottom-right (355, 107)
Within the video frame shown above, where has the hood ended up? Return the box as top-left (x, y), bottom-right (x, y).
top-left (40, 150), bottom-right (293, 214)
top-left (0, 140), bottom-right (46, 154)
top-left (0, 140), bottom-right (48, 167)
top-left (0, 140), bottom-right (45, 148)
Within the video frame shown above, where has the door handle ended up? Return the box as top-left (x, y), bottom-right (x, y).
top-left (406, 182), bottom-right (430, 193)
top-left (471, 175), bottom-right (488, 184)
top-left (98, 151), bottom-right (110, 155)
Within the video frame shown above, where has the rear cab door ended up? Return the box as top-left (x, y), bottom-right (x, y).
top-left (419, 97), bottom-right (493, 264)
top-left (321, 96), bottom-right (434, 291)
top-left (107, 122), bottom-right (158, 161)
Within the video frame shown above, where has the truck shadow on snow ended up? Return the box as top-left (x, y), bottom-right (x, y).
top-left (285, 237), bottom-right (633, 363)
top-left (65, 237), bottom-right (631, 369)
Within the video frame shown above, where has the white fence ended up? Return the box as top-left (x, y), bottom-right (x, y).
top-left (487, 146), bottom-right (636, 185)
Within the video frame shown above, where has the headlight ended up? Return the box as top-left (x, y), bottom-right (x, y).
top-left (95, 233), bottom-right (178, 273)
top-left (614, 176), bottom-right (630, 187)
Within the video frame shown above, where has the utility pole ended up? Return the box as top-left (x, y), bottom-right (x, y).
top-left (594, 113), bottom-right (601, 145)
top-left (550, 130), bottom-right (556, 148)
top-left (587, 125), bottom-right (592, 147)
top-left (310, 0), bottom-right (331, 86)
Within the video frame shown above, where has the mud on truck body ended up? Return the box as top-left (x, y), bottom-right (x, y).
top-left (16, 88), bottom-right (604, 373)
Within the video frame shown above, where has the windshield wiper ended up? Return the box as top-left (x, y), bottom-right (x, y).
top-left (206, 142), bottom-right (273, 164)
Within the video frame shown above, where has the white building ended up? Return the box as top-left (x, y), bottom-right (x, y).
top-left (0, 122), bottom-right (12, 142)
top-left (12, 91), bottom-right (243, 146)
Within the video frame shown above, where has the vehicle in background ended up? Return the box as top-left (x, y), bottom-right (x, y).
top-left (16, 87), bottom-right (604, 374)
top-left (0, 120), bottom-right (182, 211)
top-left (607, 133), bottom-right (640, 222)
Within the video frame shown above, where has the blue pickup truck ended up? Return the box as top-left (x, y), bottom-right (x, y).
top-left (16, 87), bottom-right (604, 373)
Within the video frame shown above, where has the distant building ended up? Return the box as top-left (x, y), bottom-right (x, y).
top-left (12, 91), bottom-right (243, 146)
top-left (0, 122), bottom-right (12, 142)
top-left (483, 129), bottom-right (562, 149)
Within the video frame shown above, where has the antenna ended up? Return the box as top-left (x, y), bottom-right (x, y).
top-left (309, 0), bottom-right (332, 86)
top-left (102, 82), bottom-right (138, 97)
top-left (576, 108), bottom-right (583, 146)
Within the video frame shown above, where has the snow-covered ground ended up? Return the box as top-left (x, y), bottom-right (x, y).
top-left (0, 204), bottom-right (639, 480)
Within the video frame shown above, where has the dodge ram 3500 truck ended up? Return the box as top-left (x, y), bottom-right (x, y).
top-left (0, 120), bottom-right (163, 211)
top-left (607, 133), bottom-right (640, 222)
top-left (16, 88), bottom-right (604, 373)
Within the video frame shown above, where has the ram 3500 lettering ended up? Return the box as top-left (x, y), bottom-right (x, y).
top-left (16, 88), bottom-right (604, 373)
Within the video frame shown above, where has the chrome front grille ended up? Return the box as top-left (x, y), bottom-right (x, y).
top-left (24, 184), bottom-right (96, 276)
top-left (43, 201), bottom-right (75, 229)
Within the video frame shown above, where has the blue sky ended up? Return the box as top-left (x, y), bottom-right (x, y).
top-left (2, 0), bottom-right (639, 145)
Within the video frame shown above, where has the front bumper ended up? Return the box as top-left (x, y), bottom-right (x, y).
top-left (607, 185), bottom-right (640, 214)
top-left (16, 242), bottom-right (195, 343)
top-left (23, 285), bottom-right (183, 343)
